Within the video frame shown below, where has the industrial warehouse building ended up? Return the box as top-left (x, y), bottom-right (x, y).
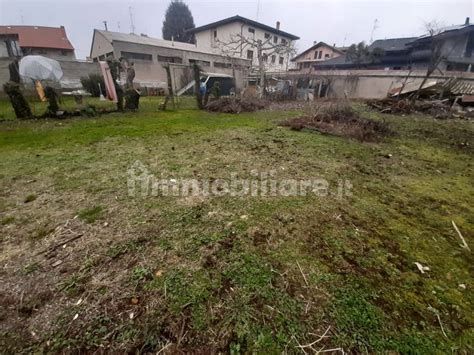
top-left (89, 29), bottom-right (252, 93)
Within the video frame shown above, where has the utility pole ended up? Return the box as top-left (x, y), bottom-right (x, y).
top-left (129, 6), bottom-right (135, 34)
top-left (370, 19), bottom-right (379, 44)
top-left (103, 21), bottom-right (108, 31)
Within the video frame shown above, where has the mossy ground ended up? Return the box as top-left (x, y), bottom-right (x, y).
top-left (0, 96), bottom-right (472, 353)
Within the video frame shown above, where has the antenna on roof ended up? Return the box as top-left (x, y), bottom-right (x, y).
top-left (369, 19), bottom-right (379, 44)
top-left (117, 22), bottom-right (121, 31)
top-left (256, 0), bottom-right (261, 21)
top-left (129, 6), bottom-right (136, 34)
top-left (103, 21), bottom-right (108, 31)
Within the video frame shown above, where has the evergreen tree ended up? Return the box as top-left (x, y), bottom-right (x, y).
top-left (162, 0), bottom-right (195, 43)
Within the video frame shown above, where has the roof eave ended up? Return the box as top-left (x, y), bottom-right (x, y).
top-left (187, 15), bottom-right (300, 40)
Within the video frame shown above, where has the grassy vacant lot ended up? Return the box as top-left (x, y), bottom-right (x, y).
top-left (0, 97), bottom-right (473, 353)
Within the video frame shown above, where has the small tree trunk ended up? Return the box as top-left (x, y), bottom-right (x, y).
top-left (193, 63), bottom-right (203, 109)
top-left (164, 65), bottom-right (175, 110)
top-left (3, 82), bottom-right (32, 119)
top-left (257, 40), bottom-right (265, 93)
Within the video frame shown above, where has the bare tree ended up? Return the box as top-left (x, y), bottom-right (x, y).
top-left (215, 32), bottom-right (296, 91)
top-left (412, 20), bottom-right (459, 101)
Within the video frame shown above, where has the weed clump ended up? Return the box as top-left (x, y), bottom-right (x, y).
top-left (77, 205), bottom-right (104, 223)
top-left (205, 98), bottom-right (266, 114)
top-left (280, 103), bottom-right (392, 142)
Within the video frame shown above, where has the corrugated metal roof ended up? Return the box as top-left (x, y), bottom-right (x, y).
top-left (97, 30), bottom-right (210, 53)
top-left (0, 25), bottom-right (74, 50)
top-left (442, 77), bottom-right (474, 95)
top-left (96, 30), bottom-right (236, 56)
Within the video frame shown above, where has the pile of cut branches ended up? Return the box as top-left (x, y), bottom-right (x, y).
top-left (280, 103), bottom-right (392, 142)
top-left (205, 98), bottom-right (266, 114)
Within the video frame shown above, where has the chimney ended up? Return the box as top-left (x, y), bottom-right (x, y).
top-left (313, 40), bottom-right (317, 45)
top-left (276, 21), bottom-right (280, 30)
top-left (465, 17), bottom-right (470, 25)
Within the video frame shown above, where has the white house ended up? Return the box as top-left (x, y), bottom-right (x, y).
top-left (188, 15), bottom-right (300, 73)
top-left (292, 42), bottom-right (344, 72)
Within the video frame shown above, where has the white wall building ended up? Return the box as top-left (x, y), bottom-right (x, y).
top-left (89, 29), bottom-right (251, 92)
top-left (188, 15), bottom-right (300, 73)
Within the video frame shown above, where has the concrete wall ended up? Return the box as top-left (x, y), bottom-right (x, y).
top-left (90, 31), bottom-right (114, 59)
top-left (0, 57), bottom-right (101, 92)
top-left (92, 39), bottom-right (250, 92)
top-left (279, 69), bottom-right (474, 99)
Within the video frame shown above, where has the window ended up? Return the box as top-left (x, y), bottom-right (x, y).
top-left (314, 51), bottom-right (318, 59)
top-left (61, 50), bottom-right (68, 56)
top-left (325, 54), bottom-right (330, 59)
top-left (213, 30), bottom-right (217, 38)
top-left (318, 51), bottom-right (322, 59)
top-left (5, 39), bottom-right (22, 57)
top-left (279, 56), bottom-right (284, 65)
top-left (189, 59), bottom-right (210, 67)
top-left (303, 62), bottom-right (311, 68)
top-left (273, 36), bottom-right (278, 44)
top-left (248, 27), bottom-right (255, 34)
top-left (157, 55), bottom-right (183, 63)
top-left (281, 38), bottom-right (287, 45)
top-left (271, 55), bottom-right (276, 63)
top-left (264, 33), bottom-right (270, 39)
top-left (214, 62), bottom-right (232, 68)
top-left (262, 54), bottom-right (268, 62)
top-left (121, 51), bottom-right (152, 61)
top-left (247, 50), bottom-right (254, 59)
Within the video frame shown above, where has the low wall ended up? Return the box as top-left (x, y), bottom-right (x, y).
top-left (280, 70), bottom-right (474, 99)
top-left (0, 57), bottom-right (248, 95)
top-left (0, 58), bottom-right (101, 94)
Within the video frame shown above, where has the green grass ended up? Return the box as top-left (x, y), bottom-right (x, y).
top-left (0, 97), bottom-right (472, 353)
top-left (77, 205), bottom-right (104, 223)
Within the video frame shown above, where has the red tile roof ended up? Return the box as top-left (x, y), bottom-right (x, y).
top-left (0, 25), bottom-right (74, 50)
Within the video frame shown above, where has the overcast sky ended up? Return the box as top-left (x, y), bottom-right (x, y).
top-left (1, 0), bottom-right (472, 59)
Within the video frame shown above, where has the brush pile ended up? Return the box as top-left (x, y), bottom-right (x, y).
top-left (280, 103), bottom-right (392, 142)
top-left (367, 98), bottom-right (462, 119)
top-left (205, 98), bottom-right (266, 114)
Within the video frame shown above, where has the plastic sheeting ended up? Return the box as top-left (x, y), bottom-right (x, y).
top-left (19, 55), bottom-right (63, 81)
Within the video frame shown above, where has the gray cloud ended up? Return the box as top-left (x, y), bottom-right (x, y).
top-left (1, 0), bottom-right (472, 59)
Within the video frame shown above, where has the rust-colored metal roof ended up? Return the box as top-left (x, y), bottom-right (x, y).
top-left (0, 25), bottom-right (74, 50)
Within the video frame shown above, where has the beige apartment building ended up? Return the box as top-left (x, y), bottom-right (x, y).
top-left (188, 15), bottom-right (300, 73)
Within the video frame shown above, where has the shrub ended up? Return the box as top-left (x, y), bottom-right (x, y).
top-left (80, 74), bottom-right (105, 97)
